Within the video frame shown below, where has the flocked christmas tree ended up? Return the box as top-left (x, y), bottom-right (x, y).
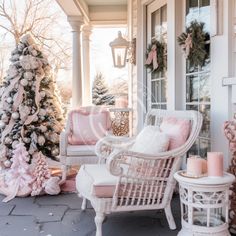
top-left (92, 72), bottom-right (114, 105)
top-left (0, 34), bottom-right (64, 168)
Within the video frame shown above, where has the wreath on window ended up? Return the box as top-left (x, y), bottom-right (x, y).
top-left (177, 20), bottom-right (210, 68)
top-left (145, 39), bottom-right (166, 73)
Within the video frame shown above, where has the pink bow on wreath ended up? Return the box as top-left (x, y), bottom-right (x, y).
top-left (145, 44), bottom-right (158, 70)
top-left (183, 33), bottom-right (193, 58)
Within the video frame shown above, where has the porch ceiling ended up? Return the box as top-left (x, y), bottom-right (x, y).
top-left (84, 0), bottom-right (127, 5)
top-left (56, 0), bottom-right (127, 25)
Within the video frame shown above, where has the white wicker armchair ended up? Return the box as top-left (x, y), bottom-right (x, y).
top-left (76, 109), bottom-right (203, 236)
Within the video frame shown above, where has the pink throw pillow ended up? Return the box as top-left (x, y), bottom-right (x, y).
top-left (68, 109), bottom-right (111, 145)
top-left (160, 117), bottom-right (191, 150)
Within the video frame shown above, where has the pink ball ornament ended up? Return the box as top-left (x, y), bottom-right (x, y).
top-left (4, 160), bottom-right (11, 168)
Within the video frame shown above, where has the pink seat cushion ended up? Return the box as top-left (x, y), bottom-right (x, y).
top-left (68, 108), bottom-right (111, 145)
top-left (160, 117), bottom-right (191, 150)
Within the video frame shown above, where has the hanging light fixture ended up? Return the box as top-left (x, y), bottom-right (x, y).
top-left (109, 31), bottom-right (130, 68)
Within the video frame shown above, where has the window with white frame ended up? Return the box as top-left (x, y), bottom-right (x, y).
top-left (147, 2), bottom-right (167, 110)
top-left (185, 0), bottom-right (211, 157)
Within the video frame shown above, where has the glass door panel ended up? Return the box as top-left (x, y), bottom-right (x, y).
top-left (147, 0), bottom-right (167, 110)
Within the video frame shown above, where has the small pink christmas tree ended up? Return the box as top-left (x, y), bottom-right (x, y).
top-left (31, 151), bottom-right (51, 196)
top-left (2, 142), bottom-right (34, 202)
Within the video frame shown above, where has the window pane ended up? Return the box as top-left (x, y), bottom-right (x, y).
top-left (188, 140), bottom-right (199, 156)
top-left (200, 0), bottom-right (210, 34)
top-left (199, 104), bottom-right (210, 138)
top-left (186, 76), bottom-right (199, 103)
top-left (152, 9), bottom-right (161, 39)
top-left (186, 104), bottom-right (198, 110)
top-left (161, 79), bottom-right (167, 102)
top-left (151, 80), bottom-right (161, 103)
top-left (186, 0), bottom-right (199, 26)
top-left (186, 59), bottom-right (198, 74)
top-left (199, 74), bottom-right (210, 102)
top-left (161, 5), bottom-right (167, 41)
top-left (199, 138), bottom-right (210, 157)
top-left (161, 104), bottom-right (167, 109)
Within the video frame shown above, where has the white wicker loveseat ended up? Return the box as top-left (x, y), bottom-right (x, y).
top-left (76, 109), bottom-right (203, 236)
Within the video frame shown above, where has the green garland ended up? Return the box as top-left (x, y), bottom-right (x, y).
top-left (145, 39), bottom-right (166, 73)
top-left (177, 20), bottom-right (210, 68)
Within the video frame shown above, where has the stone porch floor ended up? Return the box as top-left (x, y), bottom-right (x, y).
top-left (0, 193), bottom-right (181, 236)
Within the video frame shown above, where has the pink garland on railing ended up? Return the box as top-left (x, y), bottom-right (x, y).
top-left (224, 120), bottom-right (236, 234)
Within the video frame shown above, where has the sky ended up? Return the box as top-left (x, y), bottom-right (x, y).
top-left (0, 0), bottom-right (128, 90)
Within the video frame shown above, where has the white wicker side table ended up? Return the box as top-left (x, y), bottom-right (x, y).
top-left (174, 171), bottom-right (235, 236)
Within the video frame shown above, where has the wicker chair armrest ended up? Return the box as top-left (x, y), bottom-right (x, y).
top-left (107, 150), bottom-right (180, 179)
top-left (59, 130), bottom-right (69, 156)
top-left (95, 135), bottom-right (136, 164)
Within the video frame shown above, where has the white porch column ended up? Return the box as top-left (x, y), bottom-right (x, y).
top-left (68, 16), bottom-right (84, 108)
top-left (82, 25), bottom-right (92, 105)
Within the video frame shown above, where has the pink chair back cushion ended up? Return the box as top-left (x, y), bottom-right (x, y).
top-left (68, 109), bottom-right (111, 145)
top-left (160, 117), bottom-right (191, 150)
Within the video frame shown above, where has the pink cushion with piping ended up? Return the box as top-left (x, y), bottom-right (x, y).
top-left (160, 117), bottom-right (191, 150)
top-left (68, 108), bottom-right (111, 145)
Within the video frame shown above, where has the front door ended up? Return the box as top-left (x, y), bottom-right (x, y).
top-left (146, 0), bottom-right (167, 111)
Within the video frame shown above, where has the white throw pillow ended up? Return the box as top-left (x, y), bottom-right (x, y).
top-left (130, 126), bottom-right (170, 156)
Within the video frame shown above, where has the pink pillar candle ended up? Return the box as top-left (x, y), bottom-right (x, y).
top-left (207, 152), bottom-right (224, 177)
top-left (187, 156), bottom-right (203, 177)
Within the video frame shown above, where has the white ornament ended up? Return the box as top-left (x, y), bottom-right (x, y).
top-left (12, 141), bottom-right (19, 149)
top-left (51, 148), bottom-right (59, 156)
top-left (1, 113), bottom-right (8, 122)
top-left (4, 160), bottom-right (11, 168)
top-left (12, 112), bottom-right (19, 120)
top-left (40, 91), bottom-right (46, 98)
top-left (5, 137), bottom-right (12, 144)
top-left (38, 136), bottom-right (45, 146)
top-left (20, 79), bottom-right (28, 87)
top-left (6, 97), bottom-right (13, 104)
top-left (24, 71), bottom-right (33, 80)
top-left (23, 137), bottom-right (31, 143)
top-left (0, 121), bottom-right (5, 129)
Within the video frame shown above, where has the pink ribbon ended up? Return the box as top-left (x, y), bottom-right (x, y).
top-left (21, 75), bottom-right (43, 138)
top-left (145, 44), bottom-right (158, 71)
top-left (183, 33), bottom-right (193, 58)
top-left (1, 118), bottom-right (15, 143)
top-left (13, 85), bottom-right (24, 111)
